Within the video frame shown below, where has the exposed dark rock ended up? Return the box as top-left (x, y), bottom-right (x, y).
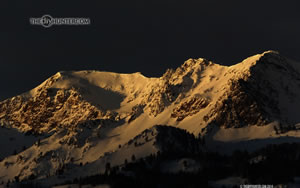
top-left (171, 95), bottom-right (209, 121)
top-left (128, 104), bottom-right (145, 123)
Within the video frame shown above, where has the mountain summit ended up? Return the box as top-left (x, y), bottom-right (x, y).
top-left (1, 51), bottom-right (300, 185)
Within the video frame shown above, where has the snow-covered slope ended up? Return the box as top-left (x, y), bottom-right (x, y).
top-left (1, 50), bottom-right (300, 185)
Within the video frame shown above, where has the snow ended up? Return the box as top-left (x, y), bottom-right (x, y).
top-left (206, 122), bottom-right (300, 154)
top-left (209, 176), bottom-right (247, 188)
top-left (50, 71), bottom-right (158, 112)
top-left (1, 50), bottom-right (300, 185)
top-left (0, 126), bottom-right (39, 159)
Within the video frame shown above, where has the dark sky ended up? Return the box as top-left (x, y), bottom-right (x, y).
top-left (1, 1), bottom-right (300, 100)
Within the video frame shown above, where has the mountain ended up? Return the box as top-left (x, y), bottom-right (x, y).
top-left (1, 50), bottom-right (300, 186)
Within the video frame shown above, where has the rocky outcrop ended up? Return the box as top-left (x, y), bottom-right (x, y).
top-left (204, 79), bottom-right (271, 128)
top-left (171, 95), bottom-right (209, 121)
top-left (127, 104), bottom-right (145, 123)
top-left (203, 52), bottom-right (293, 128)
top-left (0, 88), bottom-right (107, 133)
top-left (143, 58), bottom-right (213, 117)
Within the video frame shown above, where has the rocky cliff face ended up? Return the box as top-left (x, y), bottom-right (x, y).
top-left (142, 58), bottom-right (214, 117)
top-left (0, 87), bottom-right (106, 133)
top-left (203, 51), bottom-right (300, 129)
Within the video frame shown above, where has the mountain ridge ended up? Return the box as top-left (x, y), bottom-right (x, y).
top-left (2, 50), bottom-right (300, 133)
top-left (1, 51), bottom-right (300, 185)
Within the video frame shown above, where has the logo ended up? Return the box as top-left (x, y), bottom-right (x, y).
top-left (30, 15), bottom-right (91, 28)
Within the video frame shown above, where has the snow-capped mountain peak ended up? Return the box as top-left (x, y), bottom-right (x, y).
top-left (1, 51), bottom-right (300, 185)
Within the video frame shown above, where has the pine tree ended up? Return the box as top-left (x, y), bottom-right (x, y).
top-left (36, 138), bottom-right (41, 147)
top-left (131, 154), bottom-right (136, 162)
top-left (105, 162), bottom-right (111, 174)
